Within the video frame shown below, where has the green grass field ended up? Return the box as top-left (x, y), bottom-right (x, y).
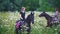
top-left (0, 11), bottom-right (60, 34)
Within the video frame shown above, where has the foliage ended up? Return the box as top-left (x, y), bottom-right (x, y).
top-left (0, 0), bottom-right (39, 11)
top-left (0, 0), bottom-right (60, 12)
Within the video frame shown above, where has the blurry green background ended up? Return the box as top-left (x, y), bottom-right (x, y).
top-left (0, 0), bottom-right (60, 12)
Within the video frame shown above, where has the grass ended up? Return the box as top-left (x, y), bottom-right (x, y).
top-left (0, 11), bottom-right (60, 34)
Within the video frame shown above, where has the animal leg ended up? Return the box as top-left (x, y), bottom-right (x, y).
top-left (15, 28), bottom-right (18, 34)
top-left (27, 26), bottom-right (31, 34)
top-left (46, 21), bottom-right (52, 27)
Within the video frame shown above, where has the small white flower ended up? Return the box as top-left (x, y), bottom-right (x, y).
top-left (55, 29), bottom-right (57, 30)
